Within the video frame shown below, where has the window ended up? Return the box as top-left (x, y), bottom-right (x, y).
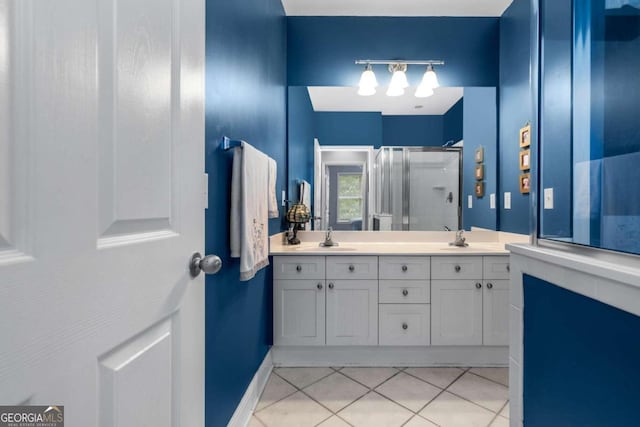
top-left (538, 0), bottom-right (640, 256)
top-left (337, 173), bottom-right (363, 223)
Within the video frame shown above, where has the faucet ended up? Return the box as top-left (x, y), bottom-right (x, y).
top-left (443, 225), bottom-right (451, 231)
top-left (320, 227), bottom-right (338, 247)
top-left (449, 230), bottom-right (469, 247)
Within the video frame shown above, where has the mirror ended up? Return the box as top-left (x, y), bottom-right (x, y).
top-left (287, 85), bottom-right (497, 231)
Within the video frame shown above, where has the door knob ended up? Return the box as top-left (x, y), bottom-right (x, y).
top-left (487, 282), bottom-right (493, 289)
top-left (402, 265), bottom-right (408, 272)
top-left (402, 323), bottom-right (408, 330)
top-left (328, 282), bottom-right (335, 289)
top-left (455, 265), bottom-right (461, 272)
top-left (348, 265), bottom-right (355, 272)
top-left (189, 252), bottom-right (222, 278)
top-left (402, 289), bottom-right (409, 296)
top-left (476, 282), bottom-right (482, 289)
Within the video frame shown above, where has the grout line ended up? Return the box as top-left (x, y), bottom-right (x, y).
top-left (252, 373), bottom-right (299, 414)
top-left (340, 367), bottom-right (403, 390)
top-left (466, 369), bottom-right (510, 388)
top-left (402, 367), bottom-right (465, 391)
top-left (444, 370), bottom-right (510, 414)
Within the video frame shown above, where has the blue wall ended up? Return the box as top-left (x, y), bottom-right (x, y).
top-left (205, 0), bottom-right (286, 425)
top-left (382, 116), bottom-right (444, 147)
top-left (287, 87), bottom-right (315, 202)
top-left (287, 17), bottom-right (500, 87)
top-left (315, 112), bottom-right (383, 147)
top-left (463, 87), bottom-right (498, 230)
top-left (443, 99), bottom-right (464, 145)
top-left (523, 275), bottom-right (640, 426)
top-left (498, 0), bottom-right (532, 234)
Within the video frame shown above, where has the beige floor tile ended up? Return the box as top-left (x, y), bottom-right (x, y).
top-left (274, 367), bottom-right (334, 389)
top-left (375, 372), bottom-right (442, 412)
top-left (403, 415), bottom-right (439, 427)
top-left (304, 372), bottom-right (369, 412)
top-left (338, 392), bottom-right (413, 427)
top-left (489, 415), bottom-right (510, 427)
top-left (469, 367), bottom-right (509, 387)
top-left (419, 392), bottom-right (496, 427)
top-left (317, 415), bottom-right (351, 427)
top-left (255, 373), bottom-right (297, 411)
top-left (340, 367), bottom-right (399, 388)
top-left (499, 402), bottom-right (509, 419)
top-left (404, 367), bottom-right (465, 389)
top-left (447, 372), bottom-right (508, 413)
top-left (255, 391), bottom-right (332, 427)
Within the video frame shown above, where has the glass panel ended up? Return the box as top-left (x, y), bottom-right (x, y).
top-left (539, 0), bottom-right (640, 255)
top-left (337, 173), bottom-right (363, 222)
top-left (337, 173), bottom-right (362, 197)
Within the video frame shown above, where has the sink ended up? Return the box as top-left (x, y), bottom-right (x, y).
top-left (438, 246), bottom-right (473, 251)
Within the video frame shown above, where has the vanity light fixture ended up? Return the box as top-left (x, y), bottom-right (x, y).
top-left (354, 59), bottom-right (444, 97)
top-left (357, 63), bottom-right (378, 96)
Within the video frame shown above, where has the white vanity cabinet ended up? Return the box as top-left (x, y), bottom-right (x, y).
top-left (326, 256), bottom-right (378, 345)
top-left (431, 256), bottom-right (510, 346)
top-left (273, 256), bottom-right (326, 346)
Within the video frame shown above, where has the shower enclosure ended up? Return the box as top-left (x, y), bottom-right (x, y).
top-left (374, 147), bottom-right (462, 231)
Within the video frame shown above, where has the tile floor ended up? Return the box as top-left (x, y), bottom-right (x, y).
top-left (250, 367), bottom-right (509, 427)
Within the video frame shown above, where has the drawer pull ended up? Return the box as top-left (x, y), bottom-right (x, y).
top-left (317, 283), bottom-right (323, 290)
top-left (328, 282), bottom-right (334, 289)
top-left (402, 265), bottom-right (408, 272)
top-left (402, 289), bottom-right (409, 297)
top-left (476, 282), bottom-right (482, 289)
top-left (348, 264), bottom-right (355, 272)
top-left (296, 265), bottom-right (302, 272)
top-left (507, 264), bottom-right (510, 272)
top-left (402, 323), bottom-right (408, 330)
top-left (455, 265), bottom-right (461, 272)
top-left (487, 282), bottom-right (493, 289)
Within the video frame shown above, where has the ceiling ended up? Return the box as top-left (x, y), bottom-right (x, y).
top-left (307, 86), bottom-right (464, 116)
top-left (281, 0), bottom-right (513, 17)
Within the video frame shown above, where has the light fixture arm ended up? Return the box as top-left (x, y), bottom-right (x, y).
top-left (355, 59), bottom-right (445, 66)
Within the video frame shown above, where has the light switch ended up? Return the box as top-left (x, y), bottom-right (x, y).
top-left (490, 193), bottom-right (496, 209)
top-left (504, 192), bottom-right (511, 210)
top-left (468, 195), bottom-right (473, 209)
top-left (544, 188), bottom-right (554, 209)
top-left (281, 190), bottom-right (286, 207)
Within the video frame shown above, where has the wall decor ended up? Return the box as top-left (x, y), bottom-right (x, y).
top-left (519, 123), bottom-right (531, 148)
top-left (519, 173), bottom-right (531, 194)
top-left (475, 181), bottom-right (485, 198)
top-left (519, 149), bottom-right (531, 171)
top-left (475, 146), bottom-right (484, 163)
top-left (475, 164), bottom-right (484, 180)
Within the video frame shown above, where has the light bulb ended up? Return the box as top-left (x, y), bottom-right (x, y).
top-left (358, 85), bottom-right (376, 96)
top-left (415, 84), bottom-right (434, 98)
top-left (386, 83), bottom-right (405, 97)
top-left (357, 64), bottom-right (378, 96)
top-left (390, 69), bottom-right (409, 89)
top-left (423, 64), bottom-right (440, 89)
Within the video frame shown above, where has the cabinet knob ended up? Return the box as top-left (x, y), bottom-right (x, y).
top-left (507, 264), bottom-right (510, 272)
top-left (328, 282), bottom-right (334, 289)
top-left (296, 265), bottom-right (302, 272)
top-left (455, 265), bottom-right (461, 272)
top-left (402, 323), bottom-right (408, 330)
top-left (487, 282), bottom-right (493, 289)
top-left (402, 289), bottom-right (409, 297)
top-left (317, 283), bottom-right (323, 290)
top-left (348, 264), bottom-right (355, 272)
top-left (402, 265), bottom-right (408, 272)
top-left (476, 282), bottom-right (482, 289)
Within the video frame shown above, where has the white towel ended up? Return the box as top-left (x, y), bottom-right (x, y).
top-left (230, 142), bottom-right (271, 281)
top-left (268, 158), bottom-right (278, 218)
top-left (300, 180), bottom-right (311, 207)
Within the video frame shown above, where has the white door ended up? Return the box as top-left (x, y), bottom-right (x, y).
top-left (326, 280), bottom-right (378, 345)
top-left (313, 138), bottom-right (322, 230)
top-left (0, 1), bottom-right (206, 426)
top-left (431, 280), bottom-right (483, 345)
top-left (483, 280), bottom-right (510, 346)
top-left (274, 280), bottom-right (326, 346)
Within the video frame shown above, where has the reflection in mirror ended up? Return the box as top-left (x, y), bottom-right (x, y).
top-left (287, 86), bottom-right (497, 231)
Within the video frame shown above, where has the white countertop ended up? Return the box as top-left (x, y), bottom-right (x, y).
top-left (269, 231), bottom-right (528, 256)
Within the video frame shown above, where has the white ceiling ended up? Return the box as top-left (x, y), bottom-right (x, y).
top-left (281, 0), bottom-right (513, 17)
top-left (307, 86), bottom-right (464, 116)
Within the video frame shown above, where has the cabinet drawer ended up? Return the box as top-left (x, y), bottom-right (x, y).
top-left (326, 256), bottom-right (378, 280)
top-left (379, 304), bottom-right (430, 346)
top-left (379, 256), bottom-right (430, 280)
top-left (274, 256), bottom-right (325, 280)
top-left (483, 256), bottom-right (510, 280)
top-left (379, 280), bottom-right (430, 304)
top-left (431, 256), bottom-right (483, 280)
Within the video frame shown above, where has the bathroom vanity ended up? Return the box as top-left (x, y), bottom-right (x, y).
top-left (269, 231), bottom-right (527, 367)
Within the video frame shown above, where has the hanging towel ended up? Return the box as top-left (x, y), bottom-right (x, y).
top-left (268, 158), bottom-right (279, 218)
top-left (230, 142), bottom-right (271, 281)
top-left (300, 180), bottom-right (311, 207)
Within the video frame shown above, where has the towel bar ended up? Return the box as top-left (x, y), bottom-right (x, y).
top-left (222, 136), bottom-right (245, 150)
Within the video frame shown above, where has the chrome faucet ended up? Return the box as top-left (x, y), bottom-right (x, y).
top-left (320, 227), bottom-right (338, 247)
top-left (443, 225), bottom-right (451, 231)
top-left (449, 230), bottom-right (468, 247)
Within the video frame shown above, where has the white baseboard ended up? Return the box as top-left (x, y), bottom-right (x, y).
top-left (271, 346), bottom-right (508, 367)
top-left (227, 349), bottom-right (273, 427)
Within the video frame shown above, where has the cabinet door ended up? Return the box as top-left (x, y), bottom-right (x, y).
top-left (431, 280), bottom-right (483, 345)
top-left (326, 280), bottom-right (378, 345)
top-left (274, 280), bottom-right (325, 346)
top-left (483, 279), bottom-right (509, 346)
